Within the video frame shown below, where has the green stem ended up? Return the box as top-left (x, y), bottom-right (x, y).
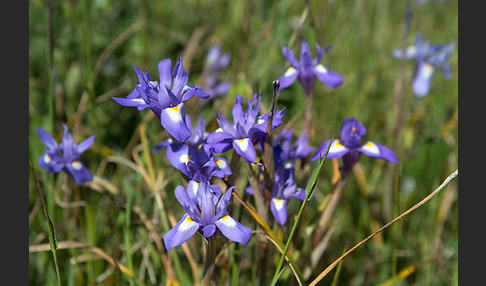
top-left (202, 236), bottom-right (217, 286)
top-left (304, 90), bottom-right (314, 139)
top-left (29, 155), bottom-right (62, 286)
top-left (271, 146), bottom-right (330, 285)
top-left (270, 187), bottom-right (309, 285)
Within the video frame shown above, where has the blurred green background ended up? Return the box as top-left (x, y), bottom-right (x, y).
top-left (29, 0), bottom-right (458, 285)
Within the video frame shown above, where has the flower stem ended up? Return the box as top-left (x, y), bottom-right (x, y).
top-left (202, 236), bottom-right (217, 286)
top-left (304, 90), bottom-right (314, 139)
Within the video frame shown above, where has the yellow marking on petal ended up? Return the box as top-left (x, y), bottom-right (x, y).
top-left (170, 104), bottom-right (181, 112)
top-left (71, 160), bottom-right (82, 170)
top-left (178, 215), bottom-right (197, 231)
top-left (334, 140), bottom-right (343, 146)
top-left (219, 214), bottom-right (237, 227)
top-left (352, 127), bottom-right (356, 133)
top-left (215, 159), bottom-right (227, 169)
top-left (362, 141), bottom-right (380, 155)
top-left (180, 154), bottom-right (190, 163)
top-left (166, 103), bottom-right (183, 122)
top-left (272, 198), bottom-right (285, 211)
top-left (43, 154), bottom-right (51, 164)
top-left (235, 138), bottom-right (250, 152)
top-left (284, 67), bottom-right (297, 76)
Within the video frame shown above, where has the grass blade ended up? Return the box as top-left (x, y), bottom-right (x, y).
top-left (270, 141), bottom-right (331, 285)
top-left (309, 169), bottom-right (458, 286)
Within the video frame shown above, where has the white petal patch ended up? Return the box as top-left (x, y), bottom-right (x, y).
top-left (406, 46), bottom-right (417, 56)
top-left (421, 63), bottom-right (435, 78)
top-left (218, 214), bottom-right (236, 227)
top-left (166, 104), bottom-right (183, 122)
top-left (329, 140), bottom-right (347, 154)
top-left (215, 128), bottom-right (223, 133)
top-left (215, 159), bottom-right (227, 169)
top-left (284, 67), bottom-right (298, 77)
top-left (256, 119), bottom-right (265, 125)
top-left (71, 160), bottom-right (82, 170)
top-left (43, 154), bottom-right (51, 164)
top-left (179, 154), bottom-right (190, 164)
top-left (179, 216), bottom-right (197, 231)
top-left (234, 138), bottom-right (250, 152)
top-left (361, 141), bottom-right (380, 155)
top-left (272, 198), bottom-right (285, 211)
top-left (284, 161), bottom-right (293, 169)
top-left (315, 64), bottom-right (328, 74)
top-left (188, 181), bottom-right (200, 197)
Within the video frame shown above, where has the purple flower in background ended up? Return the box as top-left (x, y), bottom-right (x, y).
top-left (311, 117), bottom-right (397, 172)
top-left (112, 57), bottom-right (209, 142)
top-left (392, 32), bottom-right (455, 97)
top-left (35, 124), bottom-right (95, 185)
top-left (275, 128), bottom-right (314, 170)
top-left (201, 45), bottom-right (231, 101)
top-left (163, 180), bottom-right (252, 251)
top-left (278, 38), bottom-right (343, 96)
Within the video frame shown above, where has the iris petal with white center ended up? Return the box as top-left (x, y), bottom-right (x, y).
top-left (311, 139), bottom-right (349, 161)
top-left (278, 66), bottom-right (300, 90)
top-left (270, 198), bottom-right (288, 226)
top-left (160, 103), bottom-right (192, 142)
top-left (232, 138), bottom-right (257, 163)
top-left (214, 214), bottom-right (252, 245)
top-left (163, 214), bottom-right (200, 251)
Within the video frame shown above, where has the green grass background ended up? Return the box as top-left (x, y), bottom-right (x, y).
top-left (29, 0), bottom-right (458, 285)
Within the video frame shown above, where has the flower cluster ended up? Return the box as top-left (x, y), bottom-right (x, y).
top-left (164, 180), bottom-right (251, 251)
top-left (112, 56), bottom-right (253, 249)
top-left (35, 124), bottom-right (95, 185)
top-left (35, 36), bottom-right (408, 254)
top-left (392, 31), bottom-right (455, 97)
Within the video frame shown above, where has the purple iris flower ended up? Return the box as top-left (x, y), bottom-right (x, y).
top-left (203, 45), bottom-right (231, 100)
top-left (207, 92), bottom-right (285, 164)
top-left (278, 38), bottom-right (343, 95)
top-left (35, 124), bottom-right (95, 185)
top-left (275, 128), bottom-right (314, 170)
top-left (311, 117), bottom-right (398, 172)
top-left (392, 32), bottom-right (455, 97)
top-left (163, 180), bottom-right (252, 251)
top-left (246, 129), bottom-right (312, 226)
top-left (112, 57), bottom-right (209, 142)
top-left (153, 116), bottom-right (232, 181)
